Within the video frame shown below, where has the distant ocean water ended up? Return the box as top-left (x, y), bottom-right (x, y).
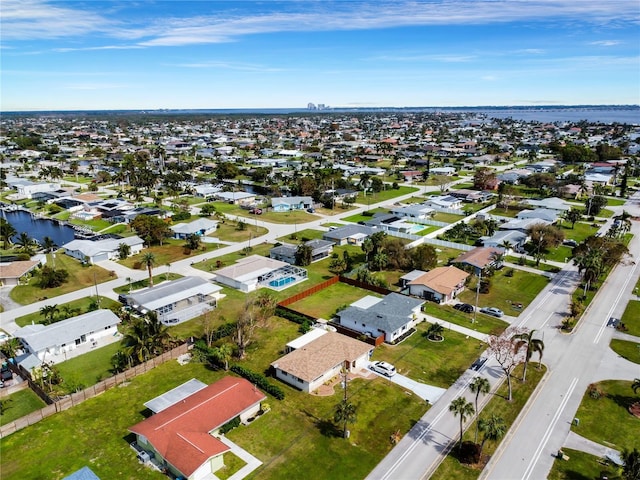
top-left (473, 108), bottom-right (640, 124)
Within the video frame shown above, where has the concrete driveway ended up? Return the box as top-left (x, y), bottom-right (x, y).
top-left (367, 362), bottom-right (446, 404)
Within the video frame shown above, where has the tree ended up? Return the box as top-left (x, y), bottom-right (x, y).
top-left (215, 162), bottom-right (239, 179)
top-left (295, 243), bottom-right (313, 266)
top-left (512, 329), bottom-right (544, 382)
top-left (585, 195), bottom-right (607, 216)
top-left (632, 378), bottom-right (640, 395)
top-left (16, 232), bottom-right (36, 255)
top-left (334, 399), bottom-right (357, 439)
top-left (425, 322), bottom-right (444, 341)
top-left (469, 377), bottom-right (491, 443)
top-left (39, 304), bottom-right (60, 325)
top-left (473, 167), bottom-right (497, 190)
top-left (233, 291), bottom-right (276, 359)
top-left (527, 224), bottom-right (564, 266)
top-left (449, 397), bottom-right (475, 450)
top-left (185, 234), bottom-right (201, 251)
top-left (118, 242), bottom-right (131, 260)
top-left (120, 312), bottom-right (172, 364)
top-left (38, 266), bottom-right (69, 288)
top-left (211, 343), bottom-right (233, 371)
top-left (130, 215), bottom-right (171, 246)
top-left (42, 236), bottom-right (56, 253)
top-left (0, 337), bottom-right (21, 359)
top-left (478, 414), bottom-right (506, 458)
top-left (142, 252), bottom-right (156, 287)
top-left (328, 257), bottom-right (348, 275)
top-left (564, 208), bottom-right (583, 229)
top-left (0, 218), bottom-right (17, 249)
top-left (200, 203), bottom-right (217, 216)
top-left (621, 447), bottom-right (640, 480)
top-left (487, 327), bottom-right (525, 401)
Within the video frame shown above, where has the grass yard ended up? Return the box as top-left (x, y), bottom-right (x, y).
top-left (276, 228), bottom-right (325, 243)
top-left (68, 216), bottom-right (112, 232)
top-left (119, 239), bottom-right (220, 269)
top-left (216, 452), bottom-right (247, 480)
top-left (14, 296), bottom-right (121, 327)
top-left (97, 223), bottom-right (132, 236)
top-left (56, 342), bottom-right (123, 393)
top-left (544, 245), bottom-right (574, 263)
top-left (354, 186), bottom-right (419, 204)
top-left (415, 225), bottom-right (441, 236)
top-left (422, 303), bottom-right (508, 336)
top-left (489, 207), bottom-right (525, 218)
top-left (371, 322), bottom-right (486, 388)
top-left (505, 256), bottom-right (562, 273)
top-left (620, 301), bottom-right (640, 337)
top-left (286, 283), bottom-right (381, 319)
top-left (609, 339), bottom-right (640, 365)
top-left (434, 246), bottom-right (466, 265)
top-left (213, 221), bottom-right (268, 242)
top-left (561, 222), bottom-right (599, 244)
top-left (9, 254), bottom-right (115, 305)
top-left (431, 212), bottom-right (465, 224)
top-left (112, 273), bottom-right (183, 295)
top-left (606, 197), bottom-right (627, 206)
top-left (0, 388), bottom-right (47, 425)
top-left (431, 364), bottom-right (546, 480)
top-left (0, 334), bottom-right (427, 480)
top-left (458, 269), bottom-right (549, 316)
top-left (570, 380), bottom-right (640, 451)
top-left (547, 448), bottom-right (619, 480)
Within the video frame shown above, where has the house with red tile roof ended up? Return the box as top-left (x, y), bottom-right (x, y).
top-left (129, 376), bottom-right (266, 480)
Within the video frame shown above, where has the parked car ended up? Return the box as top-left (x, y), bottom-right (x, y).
top-left (306, 208), bottom-right (315, 213)
top-left (370, 361), bottom-right (396, 377)
top-left (0, 332), bottom-right (9, 344)
top-left (479, 307), bottom-right (504, 318)
top-left (563, 239), bottom-right (578, 247)
top-left (249, 208), bottom-right (262, 215)
top-left (453, 303), bottom-right (474, 313)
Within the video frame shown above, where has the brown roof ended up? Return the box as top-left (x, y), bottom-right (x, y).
top-left (272, 332), bottom-right (372, 383)
top-left (408, 266), bottom-right (469, 295)
top-left (73, 193), bottom-right (102, 202)
top-left (0, 261), bottom-right (39, 279)
top-left (453, 247), bottom-right (504, 269)
top-left (129, 377), bottom-right (265, 477)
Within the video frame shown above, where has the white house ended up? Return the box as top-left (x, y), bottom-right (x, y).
top-left (271, 196), bottom-right (313, 212)
top-left (61, 235), bottom-right (145, 264)
top-left (15, 309), bottom-right (121, 363)
top-left (390, 204), bottom-right (435, 220)
top-left (122, 276), bottom-right (224, 325)
top-left (423, 195), bottom-right (463, 210)
top-left (170, 218), bottom-right (218, 239)
top-left (271, 330), bottom-right (373, 393)
top-left (214, 255), bottom-right (307, 292)
top-left (336, 293), bottom-right (424, 344)
top-left (10, 180), bottom-right (61, 199)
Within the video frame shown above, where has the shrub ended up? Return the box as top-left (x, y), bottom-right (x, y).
top-left (298, 320), bottom-right (312, 334)
top-left (230, 365), bottom-right (285, 400)
top-left (275, 306), bottom-right (314, 325)
top-left (505, 268), bottom-right (515, 277)
top-left (172, 211), bottom-right (191, 221)
top-left (219, 416), bottom-right (241, 434)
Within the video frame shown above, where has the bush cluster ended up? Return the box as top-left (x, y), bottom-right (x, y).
top-left (275, 306), bottom-right (314, 325)
top-left (218, 416), bottom-right (241, 434)
top-left (230, 365), bottom-right (285, 400)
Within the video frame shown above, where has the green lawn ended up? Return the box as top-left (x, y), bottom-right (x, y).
top-left (421, 303), bottom-right (508, 336)
top-left (354, 186), bottom-right (419, 204)
top-left (620, 301), bottom-right (640, 337)
top-left (505, 256), bottom-right (562, 273)
top-left (276, 228), bottom-right (325, 243)
top-left (10, 254), bottom-right (116, 305)
top-left (458, 269), bottom-right (549, 315)
top-left (286, 283), bottom-right (381, 319)
top-left (432, 212), bottom-right (465, 224)
top-left (371, 322), bottom-right (486, 388)
top-left (544, 245), bottom-right (574, 263)
top-left (606, 197), bottom-right (627, 207)
top-left (561, 222), bottom-right (599, 244)
top-left (112, 273), bottom-right (183, 295)
top-left (547, 448), bottom-right (619, 480)
top-left (119, 238), bottom-right (220, 269)
top-left (431, 364), bottom-right (547, 479)
top-left (0, 388), bottom-right (47, 425)
top-left (0, 338), bottom-right (427, 480)
top-left (56, 342), bottom-right (123, 393)
top-left (213, 221), bottom-right (268, 242)
top-left (14, 296), bottom-right (121, 327)
top-left (570, 380), bottom-right (640, 451)
top-left (609, 339), bottom-right (640, 365)
top-left (415, 225), bottom-right (441, 236)
top-left (489, 207), bottom-right (525, 218)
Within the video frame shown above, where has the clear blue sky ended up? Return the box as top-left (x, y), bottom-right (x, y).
top-left (1, 1), bottom-right (639, 111)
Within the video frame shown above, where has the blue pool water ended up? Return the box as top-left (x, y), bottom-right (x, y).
top-left (270, 276), bottom-right (295, 287)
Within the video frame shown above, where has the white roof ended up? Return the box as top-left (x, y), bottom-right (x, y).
top-left (127, 276), bottom-right (222, 311)
top-left (144, 378), bottom-right (208, 413)
top-left (350, 295), bottom-right (383, 310)
top-left (286, 328), bottom-right (328, 351)
top-left (62, 236), bottom-right (144, 257)
top-left (171, 218), bottom-right (218, 235)
top-left (215, 255), bottom-right (289, 283)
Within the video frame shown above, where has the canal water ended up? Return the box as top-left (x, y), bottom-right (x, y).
top-left (2, 209), bottom-right (76, 247)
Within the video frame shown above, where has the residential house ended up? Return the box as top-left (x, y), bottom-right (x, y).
top-left (516, 208), bottom-right (560, 223)
top-left (271, 196), bottom-right (313, 212)
top-left (390, 204), bottom-right (435, 220)
top-left (0, 260), bottom-right (40, 286)
top-left (497, 169), bottom-right (532, 185)
top-left (399, 270), bottom-right (427, 288)
top-left (61, 235), bottom-right (145, 264)
top-left (399, 170), bottom-right (423, 182)
top-left (9, 180), bottom-right (61, 199)
top-left (422, 195), bottom-right (463, 211)
top-left (481, 229), bottom-right (528, 251)
top-left (129, 377), bottom-right (266, 480)
top-left (407, 266), bottom-right (469, 304)
top-left (525, 197), bottom-right (571, 212)
top-left (214, 255), bottom-right (307, 292)
top-left (271, 330), bottom-right (373, 393)
top-left (452, 247), bottom-right (505, 275)
top-left (214, 191), bottom-right (256, 205)
top-left (336, 293), bottom-right (424, 343)
top-left (364, 213), bottom-right (422, 235)
top-left (322, 224), bottom-right (377, 246)
top-left (63, 467), bottom-right (101, 480)
top-left (269, 239), bottom-right (333, 265)
top-left (121, 276), bottom-right (223, 325)
top-left (193, 184), bottom-right (222, 199)
top-left (430, 166), bottom-right (456, 176)
top-left (15, 309), bottom-right (121, 364)
top-left (170, 218), bottom-right (218, 240)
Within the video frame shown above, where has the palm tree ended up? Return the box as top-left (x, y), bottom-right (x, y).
top-left (0, 337), bottom-right (21, 359)
top-left (425, 322), bottom-right (445, 341)
top-left (512, 329), bottom-right (544, 382)
top-left (478, 414), bottom-right (506, 458)
top-left (212, 343), bottom-right (233, 371)
top-left (42, 236), bottom-right (56, 253)
top-left (16, 232), bottom-right (36, 255)
top-left (632, 378), bottom-right (640, 395)
top-left (145, 312), bottom-right (172, 356)
top-left (0, 218), bottom-right (17, 249)
top-left (121, 318), bottom-right (153, 363)
top-left (498, 240), bottom-right (513, 253)
top-left (142, 252), bottom-right (156, 287)
top-left (469, 377), bottom-right (491, 443)
top-left (334, 399), bottom-right (357, 439)
top-left (39, 304), bottom-right (59, 325)
top-left (449, 397), bottom-right (475, 450)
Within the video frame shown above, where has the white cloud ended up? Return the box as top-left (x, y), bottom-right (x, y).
top-left (589, 40), bottom-right (622, 46)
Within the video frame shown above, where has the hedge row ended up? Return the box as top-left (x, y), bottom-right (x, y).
top-left (219, 416), bottom-right (241, 434)
top-left (230, 365), bottom-right (285, 400)
top-left (275, 306), bottom-right (312, 325)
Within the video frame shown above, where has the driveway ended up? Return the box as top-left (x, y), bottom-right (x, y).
top-left (367, 362), bottom-right (446, 404)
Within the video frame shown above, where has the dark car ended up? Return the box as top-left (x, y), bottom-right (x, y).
top-left (306, 208), bottom-right (315, 213)
top-left (453, 303), bottom-right (474, 313)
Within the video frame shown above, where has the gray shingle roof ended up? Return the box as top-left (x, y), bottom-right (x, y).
top-left (338, 293), bottom-right (423, 333)
top-left (322, 224), bottom-right (377, 241)
top-left (125, 276), bottom-right (220, 311)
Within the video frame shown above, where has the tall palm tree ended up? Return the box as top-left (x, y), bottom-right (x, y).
top-left (121, 318), bottom-right (153, 363)
top-left (144, 312), bottom-right (172, 356)
top-left (469, 377), bottom-right (491, 443)
top-left (632, 378), bottom-right (640, 395)
top-left (478, 414), bottom-right (506, 458)
top-left (42, 236), bottom-right (56, 253)
top-left (142, 252), bottom-right (156, 287)
top-left (16, 232), bottom-right (36, 255)
top-left (212, 343), bottom-right (233, 371)
top-left (512, 329), bottom-right (544, 383)
top-left (0, 218), bottom-right (17, 249)
top-left (334, 399), bottom-right (357, 439)
top-left (39, 304), bottom-right (59, 325)
top-left (449, 397), bottom-right (475, 450)
top-left (621, 447), bottom-right (640, 480)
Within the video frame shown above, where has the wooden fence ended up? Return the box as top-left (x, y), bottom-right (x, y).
top-left (277, 276), bottom-right (339, 306)
top-left (338, 276), bottom-right (395, 296)
top-left (0, 343), bottom-right (189, 439)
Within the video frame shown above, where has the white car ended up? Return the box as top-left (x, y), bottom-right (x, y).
top-left (480, 307), bottom-right (504, 318)
top-left (0, 332), bottom-right (9, 344)
top-left (370, 361), bottom-right (396, 377)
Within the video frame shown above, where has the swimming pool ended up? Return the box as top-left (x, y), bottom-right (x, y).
top-left (269, 276), bottom-right (296, 287)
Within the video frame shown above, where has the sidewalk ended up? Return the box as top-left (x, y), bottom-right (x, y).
top-left (216, 435), bottom-right (263, 480)
top-left (563, 431), bottom-right (621, 462)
